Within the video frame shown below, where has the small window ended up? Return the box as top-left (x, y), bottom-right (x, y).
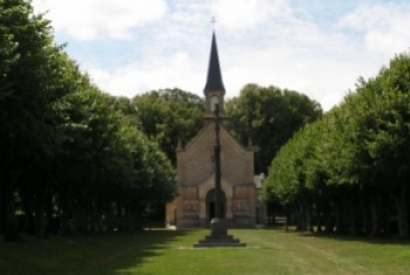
top-left (211, 96), bottom-right (219, 112)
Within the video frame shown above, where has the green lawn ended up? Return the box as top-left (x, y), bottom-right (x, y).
top-left (1, 228), bottom-right (409, 275)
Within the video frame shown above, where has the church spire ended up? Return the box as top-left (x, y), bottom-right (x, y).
top-left (204, 32), bottom-right (225, 93)
top-left (204, 31), bottom-right (226, 118)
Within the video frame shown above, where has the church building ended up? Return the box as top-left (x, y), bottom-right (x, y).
top-left (166, 32), bottom-right (262, 228)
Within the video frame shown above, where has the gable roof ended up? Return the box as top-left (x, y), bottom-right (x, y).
top-left (180, 122), bottom-right (251, 158)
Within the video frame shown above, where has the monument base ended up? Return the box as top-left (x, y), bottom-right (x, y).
top-left (210, 217), bottom-right (227, 235)
top-left (194, 218), bottom-right (246, 248)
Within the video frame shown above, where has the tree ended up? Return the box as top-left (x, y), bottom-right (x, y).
top-left (0, 0), bottom-right (178, 238)
top-left (226, 84), bottom-right (322, 173)
top-left (132, 88), bottom-right (204, 165)
top-left (0, 0), bottom-right (72, 240)
top-left (353, 54), bottom-right (410, 237)
top-left (52, 87), bottom-right (176, 233)
top-left (263, 52), bottom-right (410, 238)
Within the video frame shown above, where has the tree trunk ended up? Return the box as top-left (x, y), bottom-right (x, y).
top-left (349, 196), bottom-right (362, 235)
top-left (0, 187), bottom-right (3, 235)
top-left (306, 203), bottom-right (314, 233)
top-left (3, 184), bottom-right (20, 241)
top-left (59, 189), bottom-right (76, 236)
top-left (3, 170), bottom-right (21, 241)
top-left (296, 204), bottom-right (308, 232)
top-left (335, 199), bottom-right (349, 235)
top-left (322, 201), bottom-right (334, 233)
top-left (396, 182), bottom-right (409, 238)
top-left (315, 202), bottom-right (323, 233)
top-left (370, 193), bottom-right (382, 236)
top-left (294, 206), bottom-right (301, 231)
top-left (35, 183), bottom-right (53, 238)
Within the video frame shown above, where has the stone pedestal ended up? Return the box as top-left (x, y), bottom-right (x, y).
top-left (210, 218), bottom-right (227, 235)
top-left (194, 218), bottom-right (246, 248)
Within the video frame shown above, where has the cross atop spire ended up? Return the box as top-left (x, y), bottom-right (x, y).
top-left (211, 16), bottom-right (217, 29)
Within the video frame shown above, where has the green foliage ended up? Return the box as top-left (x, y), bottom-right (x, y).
top-left (0, 0), bottom-right (176, 237)
top-left (264, 122), bottom-right (320, 204)
top-left (0, 0), bottom-right (62, 162)
top-left (226, 84), bottom-right (322, 173)
top-left (132, 88), bottom-right (204, 165)
top-left (52, 82), bottom-right (177, 231)
top-left (264, 52), bottom-right (410, 237)
top-left (0, 0), bottom-right (74, 239)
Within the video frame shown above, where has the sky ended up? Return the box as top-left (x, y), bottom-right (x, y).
top-left (31, 0), bottom-right (410, 111)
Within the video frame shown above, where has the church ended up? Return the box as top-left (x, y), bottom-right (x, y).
top-left (166, 32), bottom-right (265, 228)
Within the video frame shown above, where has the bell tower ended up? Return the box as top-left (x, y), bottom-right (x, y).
top-left (204, 32), bottom-right (226, 118)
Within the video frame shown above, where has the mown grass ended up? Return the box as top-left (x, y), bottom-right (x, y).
top-left (1, 227), bottom-right (409, 275)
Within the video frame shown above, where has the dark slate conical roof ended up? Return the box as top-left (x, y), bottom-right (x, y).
top-left (204, 32), bottom-right (225, 92)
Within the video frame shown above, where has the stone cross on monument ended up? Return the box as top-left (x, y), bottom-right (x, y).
top-left (194, 105), bottom-right (246, 247)
top-left (193, 18), bottom-right (246, 247)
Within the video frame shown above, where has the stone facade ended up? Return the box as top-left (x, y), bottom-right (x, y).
top-left (166, 121), bottom-right (256, 228)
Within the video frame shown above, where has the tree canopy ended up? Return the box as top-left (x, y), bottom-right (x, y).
top-left (131, 88), bottom-right (204, 165)
top-left (226, 84), bottom-right (322, 174)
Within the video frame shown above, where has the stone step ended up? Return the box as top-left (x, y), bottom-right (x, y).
top-left (204, 236), bottom-right (237, 241)
top-left (193, 242), bottom-right (246, 248)
top-left (199, 238), bottom-right (240, 244)
top-left (194, 233), bottom-right (246, 248)
top-left (206, 235), bottom-right (234, 239)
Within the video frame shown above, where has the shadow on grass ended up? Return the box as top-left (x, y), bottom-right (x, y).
top-left (301, 231), bottom-right (410, 246)
top-left (263, 223), bottom-right (410, 247)
top-left (0, 229), bottom-right (199, 275)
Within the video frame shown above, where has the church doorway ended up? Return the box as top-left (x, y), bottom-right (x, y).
top-left (206, 188), bottom-right (226, 220)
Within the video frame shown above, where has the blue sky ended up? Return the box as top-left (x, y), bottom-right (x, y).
top-left (32, 0), bottom-right (410, 111)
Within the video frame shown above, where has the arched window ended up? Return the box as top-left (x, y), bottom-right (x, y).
top-left (211, 96), bottom-right (219, 112)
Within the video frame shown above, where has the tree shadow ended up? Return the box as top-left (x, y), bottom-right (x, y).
top-left (300, 231), bottom-right (410, 246)
top-left (264, 223), bottom-right (410, 246)
top-left (0, 229), bottom-right (199, 275)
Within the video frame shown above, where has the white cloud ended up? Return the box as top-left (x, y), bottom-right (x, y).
top-left (32, 0), bottom-right (167, 40)
top-left (339, 3), bottom-right (410, 57)
top-left (76, 0), bottom-right (370, 111)
top-left (30, 0), bottom-right (410, 112)
top-left (220, 43), bottom-right (363, 111)
top-left (88, 51), bottom-right (205, 97)
top-left (211, 0), bottom-right (293, 31)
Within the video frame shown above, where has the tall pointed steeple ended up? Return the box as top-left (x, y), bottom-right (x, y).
top-left (204, 32), bottom-right (225, 93)
top-left (204, 31), bottom-right (226, 117)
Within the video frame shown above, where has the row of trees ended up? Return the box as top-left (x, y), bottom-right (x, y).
top-left (0, 0), bottom-right (337, 242)
top-left (263, 53), bottom-right (410, 238)
top-left (0, 0), bottom-right (180, 240)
